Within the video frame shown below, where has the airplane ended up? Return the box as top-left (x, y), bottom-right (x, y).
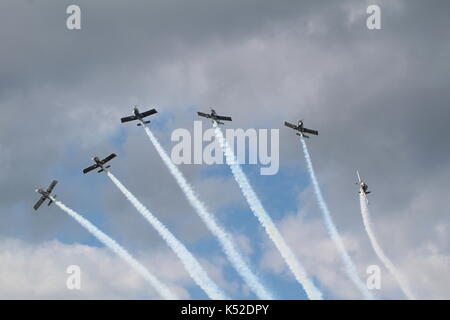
top-left (356, 170), bottom-right (371, 195)
top-left (33, 180), bottom-right (58, 211)
top-left (120, 106), bottom-right (158, 126)
top-left (197, 108), bottom-right (232, 125)
top-left (284, 120), bottom-right (318, 138)
top-left (83, 153), bottom-right (117, 174)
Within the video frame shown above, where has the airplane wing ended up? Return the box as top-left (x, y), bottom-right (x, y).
top-left (33, 196), bottom-right (46, 211)
top-left (303, 128), bottom-right (319, 136)
top-left (197, 112), bottom-right (211, 119)
top-left (83, 163), bottom-right (99, 174)
top-left (216, 115), bottom-right (232, 121)
top-left (46, 180), bottom-right (58, 193)
top-left (284, 121), bottom-right (298, 129)
top-left (139, 109), bottom-right (157, 118)
top-left (120, 115), bottom-right (137, 123)
top-left (102, 153), bottom-right (117, 164)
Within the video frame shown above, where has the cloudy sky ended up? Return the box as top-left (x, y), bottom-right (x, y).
top-left (0, 0), bottom-right (449, 299)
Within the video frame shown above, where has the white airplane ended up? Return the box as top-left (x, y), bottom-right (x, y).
top-left (284, 120), bottom-right (318, 138)
top-left (83, 153), bottom-right (117, 174)
top-left (121, 106), bottom-right (158, 126)
top-left (33, 180), bottom-right (58, 211)
top-left (356, 170), bottom-right (371, 196)
top-left (197, 108), bottom-right (232, 125)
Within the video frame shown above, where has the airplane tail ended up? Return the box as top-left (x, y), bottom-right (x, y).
top-left (137, 121), bottom-right (150, 127)
top-left (48, 195), bottom-right (56, 206)
top-left (296, 133), bottom-right (309, 138)
top-left (98, 165), bottom-right (110, 173)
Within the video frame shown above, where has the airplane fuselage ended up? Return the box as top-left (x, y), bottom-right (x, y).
top-left (133, 107), bottom-right (148, 125)
top-left (36, 188), bottom-right (50, 199)
top-left (210, 111), bottom-right (224, 124)
top-left (92, 157), bottom-right (106, 170)
top-left (356, 171), bottom-right (370, 195)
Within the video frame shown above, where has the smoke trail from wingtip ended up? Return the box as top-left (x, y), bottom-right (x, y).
top-left (51, 198), bottom-right (177, 300)
top-left (213, 122), bottom-right (322, 300)
top-left (299, 138), bottom-right (374, 299)
top-left (143, 126), bottom-right (274, 300)
top-left (359, 193), bottom-right (415, 299)
top-left (106, 172), bottom-right (228, 300)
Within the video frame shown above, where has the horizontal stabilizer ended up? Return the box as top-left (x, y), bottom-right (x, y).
top-left (137, 120), bottom-right (151, 126)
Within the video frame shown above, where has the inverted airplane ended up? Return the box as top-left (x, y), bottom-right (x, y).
top-left (284, 120), bottom-right (318, 138)
top-left (121, 106), bottom-right (158, 126)
top-left (83, 153), bottom-right (117, 174)
top-left (356, 170), bottom-right (371, 195)
top-left (198, 108), bottom-right (232, 125)
top-left (33, 180), bottom-right (58, 211)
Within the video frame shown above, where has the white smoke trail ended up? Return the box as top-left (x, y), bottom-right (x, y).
top-left (299, 138), bottom-right (374, 299)
top-left (359, 193), bottom-right (415, 299)
top-left (106, 171), bottom-right (228, 300)
top-left (51, 198), bottom-right (177, 300)
top-left (213, 122), bottom-right (323, 300)
top-left (143, 126), bottom-right (274, 300)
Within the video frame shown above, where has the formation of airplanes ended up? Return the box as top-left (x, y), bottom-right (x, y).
top-left (33, 107), bottom-right (371, 210)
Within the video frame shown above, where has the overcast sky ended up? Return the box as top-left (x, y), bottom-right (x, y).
top-left (0, 0), bottom-right (449, 299)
